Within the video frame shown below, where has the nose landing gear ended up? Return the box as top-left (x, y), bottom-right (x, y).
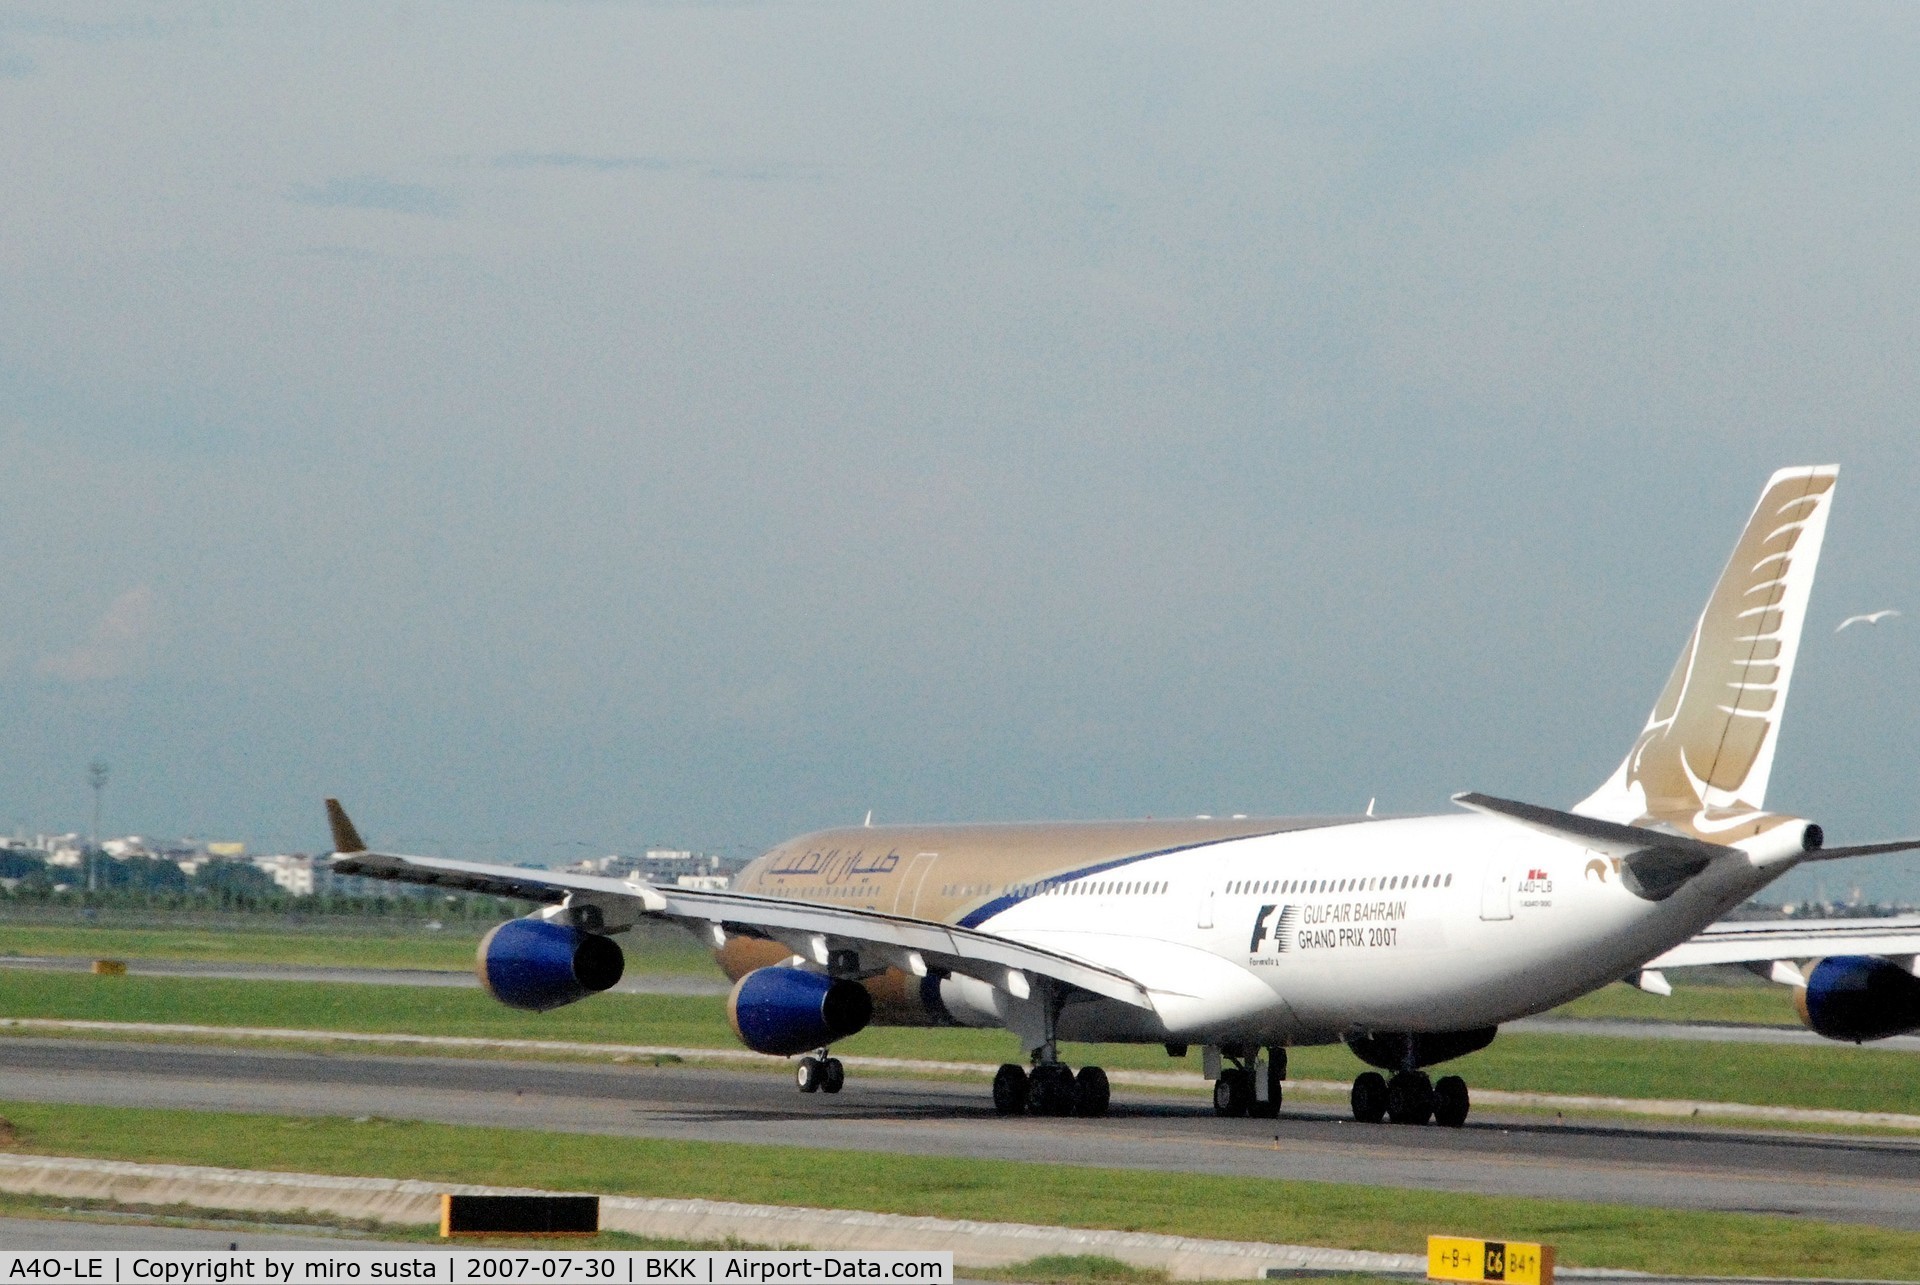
top-left (795, 1051), bottom-right (845, 1094)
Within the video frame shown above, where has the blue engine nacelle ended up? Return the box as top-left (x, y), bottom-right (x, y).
top-left (727, 966), bottom-right (874, 1056)
top-left (1797, 955), bottom-right (1920, 1043)
top-left (477, 918), bottom-right (625, 1012)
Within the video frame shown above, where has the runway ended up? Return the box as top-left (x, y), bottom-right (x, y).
top-left (0, 1038), bottom-right (1916, 1232)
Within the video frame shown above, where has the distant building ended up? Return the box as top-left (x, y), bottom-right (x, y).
top-left (249, 854), bottom-right (314, 897)
top-left (641, 849), bottom-right (722, 880)
top-left (562, 848), bottom-right (724, 882)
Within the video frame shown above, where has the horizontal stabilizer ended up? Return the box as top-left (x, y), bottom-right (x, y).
top-left (1452, 792), bottom-right (1724, 860)
top-left (1453, 791), bottom-right (1727, 900)
top-left (1804, 837), bottom-right (1920, 863)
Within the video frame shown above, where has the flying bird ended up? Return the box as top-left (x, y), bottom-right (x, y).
top-left (1836, 609), bottom-right (1901, 632)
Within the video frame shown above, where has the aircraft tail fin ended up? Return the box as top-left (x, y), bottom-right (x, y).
top-left (325, 798), bottom-right (367, 854)
top-left (1576, 466), bottom-right (1838, 834)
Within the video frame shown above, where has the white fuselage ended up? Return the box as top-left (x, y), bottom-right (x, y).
top-left (927, 813), bottom-right (1784, 1047)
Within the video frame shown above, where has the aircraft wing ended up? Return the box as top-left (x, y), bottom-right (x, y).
top-left (324, 804), bottom-right (1151, 1010)
top-left (1648, 916), bottom-right (1920, 970)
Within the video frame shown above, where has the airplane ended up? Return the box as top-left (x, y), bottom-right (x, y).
top-left (326, 464), bottom-right (1920, 1128)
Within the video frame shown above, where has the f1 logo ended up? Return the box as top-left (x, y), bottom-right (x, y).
top-left (1249, 904), bottom-right (1277, 953)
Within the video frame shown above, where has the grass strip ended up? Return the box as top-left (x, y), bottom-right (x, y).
top-left (0, 920), bottom-right (1809, 1026)
top-left (0, 922), bottom-right (715, 975)
top-left (1, 1100), bottom-right (1916, 1279)
top-left (1551, 977), bottom-right (1797, 1025)
top-left (0, 918), bottom-right (1821, 1026)
top-left (973, 1262), bottom-right (1402, 1285)
top-left (3, 972), bottom-right (1915, 1115)
top-left (0, 1189), bottom-right (770, 1251)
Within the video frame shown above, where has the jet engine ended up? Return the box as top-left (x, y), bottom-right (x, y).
top-left (727, 966), bottom-right (874, 1056)
top-left (476, 918), bottom-right (625, 1012)
top-left (1796, 955), bottom-right (1920, 1043)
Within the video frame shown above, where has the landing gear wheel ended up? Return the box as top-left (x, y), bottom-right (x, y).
top-left (1212, 1068), bottom-right (1251, 1118)
top-left (820, 1057), bottom-right (846, 1095)
top-left (1432, 1075), bottom-right (1469, 1128)
top-left (1386, 1071), bottom-right (1434, 1125)
top-left (1073, 1066), bottom-right (1110, 1117)
top-left (992, 1063), bottom-right (1030, 1115)
top-left (795, 1057), bottom-right (822, 1094)
top-left (1029, 1063), bottom-right (1078, 1116)
top-left (1350, 1071), bottom-right (1387, 1123)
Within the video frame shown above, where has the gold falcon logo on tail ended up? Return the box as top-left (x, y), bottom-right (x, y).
top-left (1578, 466), bottom-right (1838, 839)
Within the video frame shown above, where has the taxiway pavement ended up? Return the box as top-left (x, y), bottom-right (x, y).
top-left (0, 1038), bottom-right (1915, 1232)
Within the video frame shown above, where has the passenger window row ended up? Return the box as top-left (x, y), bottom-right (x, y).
top-left (1226, 873), bottom-right (1454, 895)
top-left (978, 878), bottom-right (1170, 899)
top-left (782, 884), bottom-right (875, 899)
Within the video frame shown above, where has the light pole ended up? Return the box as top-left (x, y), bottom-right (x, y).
top-left (87, 760), bottom-right (108, 894)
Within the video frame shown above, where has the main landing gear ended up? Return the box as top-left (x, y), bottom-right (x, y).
top-left (795, 1051), bottom-right (845, 1094)
top-left (990, 980), bottom-right (1112, 1118)
top-left (1211, 1047), bottom-right (1285, 1119)
top-left (991, 1060), bottom-right (1110, 1116)
top-left (1350, 1070), bottom-right (1469, 1127)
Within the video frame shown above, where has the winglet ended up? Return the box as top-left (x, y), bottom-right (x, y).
top-left (325, 798), bottom-right (367, 854)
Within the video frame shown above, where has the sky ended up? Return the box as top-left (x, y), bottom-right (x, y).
top-left (1, 2), bottom-right (1916, 901)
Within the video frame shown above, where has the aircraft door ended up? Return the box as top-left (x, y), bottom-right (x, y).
top-left (1198, 890), bottom-right (1215, 929)
top-left (1479, 861), bottom-right (1513, 921)
top-left (893, 852), bottom-right (939, 917)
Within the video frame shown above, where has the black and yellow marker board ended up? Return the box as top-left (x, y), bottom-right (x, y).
top-left (1428, 1235), bottom-right (1553, 1285)
top-left (440, 1194), bottom-right (600, 1237)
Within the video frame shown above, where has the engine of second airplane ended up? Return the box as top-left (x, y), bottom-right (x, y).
top-left (727, 966), bottom-right (874, 1056)
top-left (476, 918), bottom-right (626, 1012)
top-left (1796, 954), bottom-right (1920, 1043)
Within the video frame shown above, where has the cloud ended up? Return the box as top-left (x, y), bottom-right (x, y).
top-left (287, 177), bottom-right (458, 217)
top-left (36, 587), bottom-right (162, 683)
top-left (493, 151), bottom-right (679, 173)
top-left (489, 151), bottom-right (834, 183)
